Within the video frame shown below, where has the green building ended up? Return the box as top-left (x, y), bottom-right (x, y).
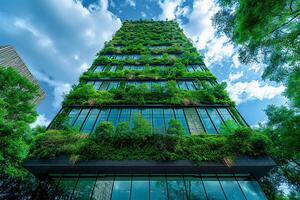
top-left (25, 20), bottom-right (275, 199)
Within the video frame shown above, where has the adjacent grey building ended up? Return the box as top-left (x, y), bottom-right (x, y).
top-left (0, 45), bottom-right (45, 104)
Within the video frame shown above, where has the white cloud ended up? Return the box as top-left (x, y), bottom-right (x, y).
top-left (0, 0), bottom-right (121, 118)
top-left (126, 0), bottom-right (136, 8)
top-left (158, 0), bottom-right (182, 20)
top-left (141, 11), bottom-right (147, 18)
top-left (228, 71), bottom-right (243, 82)
top-left (226, 80), bottom-right (285, 104)
top-left (31, 114), bottom-right (51, 128)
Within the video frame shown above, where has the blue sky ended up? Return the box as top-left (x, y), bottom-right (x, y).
top-left (0, 0), bottom-right (286, 127)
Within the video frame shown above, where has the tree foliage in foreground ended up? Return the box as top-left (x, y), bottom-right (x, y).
top-left (0, 67), bottom-right (38, 177)
top-left (213, 0), bottom-right (300, 198)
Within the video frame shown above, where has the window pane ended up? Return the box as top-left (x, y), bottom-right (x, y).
top-left (72, 177), bottom-right (96, 200)
top-left (108, 109), bottom-right (121, 127)
top-left (185, 81), bottom-right (196, 90)
top-left (174, 108), bottom-right (189, 134)
top-left (220, 178), bottom-right (246, 200)
top-left (217, 108), bottom-right (235, 122)
top-left (81, 109), bottom-right (100, 133)
top-left (91, 177), bottom-right (113, 200)
top-left (187, 65), bottom-right (194, 72)
top-left (110, 66), bottom-right (117, 72)
top-left (131, 176), bottom-right (149, 200)
top-left (107, 81), bottom-right (119, 90)
top-left (163, 109), bottom-right (175, 129)
top-left (237, 178), bottom-right (267, 200)
top-left (177, 81), bottom-right (188, 90)
top-left (197, 108), bottom-right (217, 134)
top-left (94, 81), bottom-right (102, 90)
top-left (193, 65), bottom-right (202, 71)
top-left (206, 108), bottom-right (224, 132)
top-left (73, 109), bottom-right (89, 129)
top-left (153, 108), bottom-right (165, 134)
top-left (167, 176), bottom-right (187, 200)
top-left (119, 108), bottom-right (131, 123)
top-left (202, 177), bottom-right (226, 200)
top-left (55, 177), bottom-right (78, 200)
top-left (68, 109), bottom-right (81, 126)
top-left (141, 108), bottom-right (153, 127)
top-left (150, 176), bottom-right (167, 200)
top-left (184, 108), bottom-right (204, 135)
top-left (92, 109), bottom-right (110, 132)
top-left (130, 109), bottom-right (141, 128)
top-left (184, 177), bottom-right (206, 200)
top-left (111, 177), bottom-right (131, 200)
top-left (99, 81), bottom-right (109, 90)
top-left (94, 66), bottom-right (104, 72)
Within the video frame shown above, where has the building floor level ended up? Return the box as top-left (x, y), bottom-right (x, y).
top-left (35, 174), bottom-right (267, 200)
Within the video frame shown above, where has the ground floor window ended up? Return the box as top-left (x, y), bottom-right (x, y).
top-left (45, 174), bottom-right (267, 200)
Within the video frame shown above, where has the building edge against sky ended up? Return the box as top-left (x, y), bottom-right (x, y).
top-left (23, 20), bottom-right (275, 199)
top-left (0, 45), bottom-right (45, 105)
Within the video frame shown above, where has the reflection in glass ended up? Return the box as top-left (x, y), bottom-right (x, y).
top-left (220, 178), bottom-right (246, 200)
top-left (91, 177), bottom-right (113, 200)
top-left (72, 177), bottom-right (96, 199)
top-left (202, 177), bottom-right (226, 200)
top-left (111, 177), bottom-right (131, 200)
top-left (150, 176), bottom-right (168, 200)
top-left (185, 177), bottom-right (207, 200)
top-left (55, 177), bottom-right (78, 200)
top-left (238, 178), bottom-right (267, 200)
top-left (167, 176), bottom-right (187, 200)
top-left (131, 176), bottom-right (149, 200)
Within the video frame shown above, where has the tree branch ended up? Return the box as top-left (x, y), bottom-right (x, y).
top-left (270, 13), bottom-right (300, 35)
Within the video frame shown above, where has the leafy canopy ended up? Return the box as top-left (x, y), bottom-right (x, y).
top-left (0, 67), bottom-right (38, 177)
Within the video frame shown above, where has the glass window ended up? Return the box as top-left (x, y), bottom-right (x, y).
top-left (219, 178), bottom-right (246, 200)
top-left (217, 108), bottom-right (235, 122)
top-left (107, 81), bottom-right (119, 90)
top-left (130, 109), bottom-right (141, 128)
top-left (94, 66), bottom-right (104, 72)
top-left (187, 66), bottom-right (194, 72)
top-left (73, 109), bottom-right (89, 129)
top-left (119, 109), bottom-right (131, 123)
top-left (111, 177), bottom-right (131, 200)
top-left (185, 81), bottom-right (196, 90)
top-left (197, 108), bottom-right (217, 134)
top-left (193, 65), bottom-right (203, 71)
top-left (150, 176), bottom-right (168, 200)
top-left (174, 108), bottom-right (190, 134)
top-left (237, 178), bottom-right (267, 200)
top-left (131, 176), bottom-right (149, 200)
top-left (202, 177), bottom-right (226, 200)
top-left (93, 81), bottom-right (103, 90)
top-left (86, 81), bottom-right (94, 86)
top-left (177, 81), bottom-right (188, 90)
top-left (153, 108), bottom-right (165, 134)
top-left (206, 108), bottom-right (224, 132)
top-left (92, 109), bottom-right (110, 132)
top-left (108, 109), bottom-right (121, 127)
top-left (163, 109), bottom-right (175, 129)
top-left (141, 108), bottom-right (153, 127)
top-left (72, 177), bottom-right (96, 199)
top-left (110, 66), bottom-right (117, 72)
top-left (81, 109), bottom-right (100, 133)
top-left (91, 177), bottom-right (113, 200)
top-left (68, 109), bottom-right (81, 126)
top-left (167, 176), bottom-right (187, 200)
top-left (184, 108), bottom-right (205, 135)
top-left (55, 177), bottom-right (78, 200)
top-left (99, 81), bottom-right (109, 90)
top-left (184, 177), bottom-right (207, 200)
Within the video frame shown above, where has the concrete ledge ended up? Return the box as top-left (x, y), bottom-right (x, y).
top-left (23, 156), bottom-right (276, 179)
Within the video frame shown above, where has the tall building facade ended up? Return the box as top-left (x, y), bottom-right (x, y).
top-left (24, 21), bottom-right (275, 199)
top-left (0, 45), bottom-right (45, 104)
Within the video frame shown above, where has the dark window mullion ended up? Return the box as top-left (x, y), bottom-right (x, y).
top-left (79, 108), bottom-right (92, 132)
top-left (205, 108), bottom-right (219, 134)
